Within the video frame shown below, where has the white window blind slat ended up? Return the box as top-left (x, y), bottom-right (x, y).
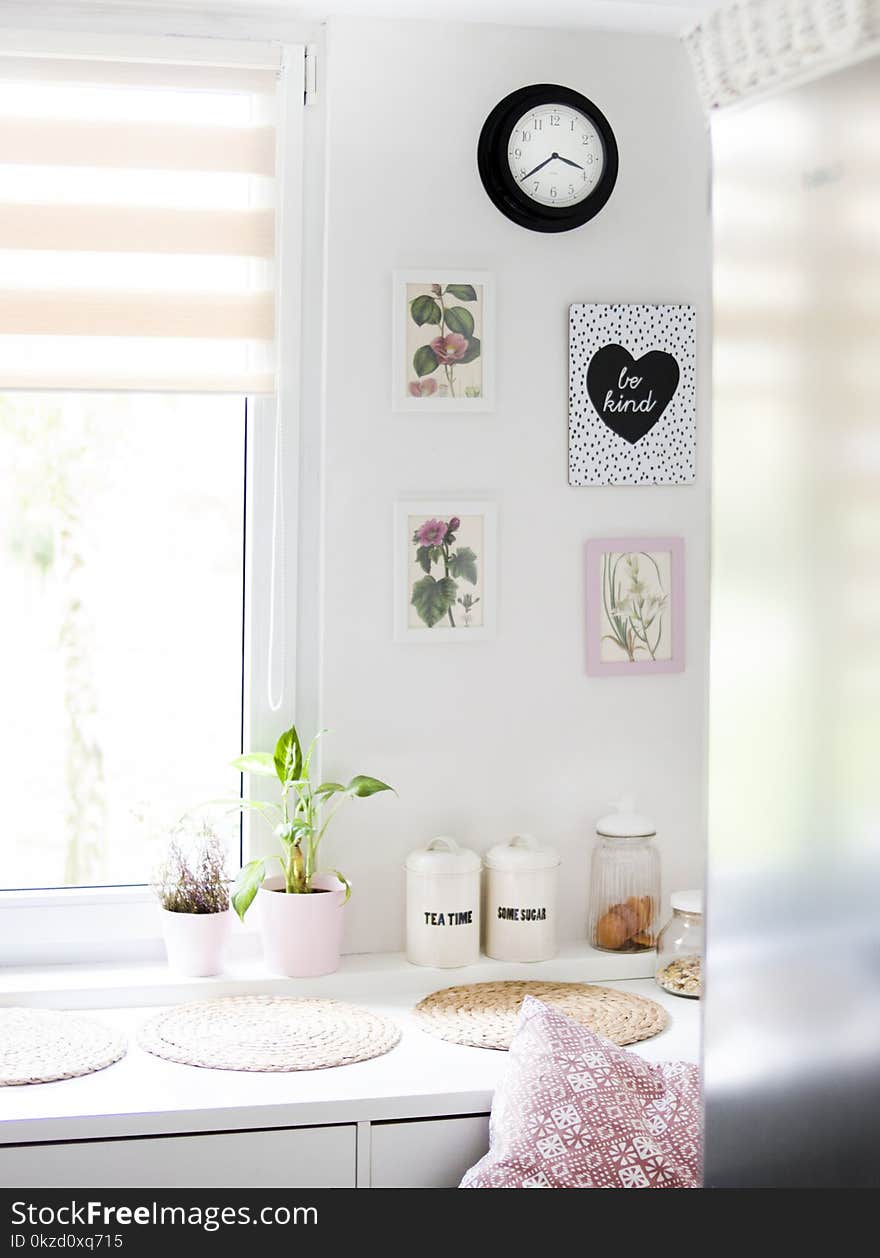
top-left (0, 289), bottom-right (275, 339)
top-left (0, 168), bottom-right (273, 210)
top-left (0, 48), bottom-right (283, 393)
top-left (0, 250), bottom-right (273, 294)
top-left (0, 335), bottom-right (273, 394)
top-left (0, 58), bottom-right (278, 92)
top-left (0, 120), bottom-right (276, 174)
top-left (0, 204), bottom-right (275, 256)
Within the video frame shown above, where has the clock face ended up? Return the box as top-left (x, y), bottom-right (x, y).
top-left (506, 104), bottom-right (606, 208)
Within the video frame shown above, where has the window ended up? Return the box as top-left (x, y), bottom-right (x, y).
top-left (0, 38), bottom-right (303, 927)
top-left (0, 391), bottom-right (246, 889)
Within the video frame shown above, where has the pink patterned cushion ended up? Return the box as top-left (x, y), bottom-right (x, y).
top-left (460, 996), bottom-right (701, 1188)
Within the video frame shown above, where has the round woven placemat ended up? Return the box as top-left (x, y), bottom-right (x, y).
top-left (139, 995), bottom-right (401, 1072)
top-left (413, 981), bottom-right (668, 1050)
top-left (0, 1007), bottom-right (127, 1086)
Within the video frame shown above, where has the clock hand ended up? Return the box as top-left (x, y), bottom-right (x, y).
top-left (556, 155), bottom-right (584, 171)
top-left (520, 155), bottom-right (554, 181)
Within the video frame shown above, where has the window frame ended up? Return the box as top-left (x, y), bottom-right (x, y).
top-left (0, 32), bottom-right (310, 967)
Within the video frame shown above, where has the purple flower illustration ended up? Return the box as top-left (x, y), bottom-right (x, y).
top-left (415, 518), bottom-right (450, 547)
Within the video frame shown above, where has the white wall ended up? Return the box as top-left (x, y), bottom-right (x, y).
top-left (315, 15), bottom-right (711, 954)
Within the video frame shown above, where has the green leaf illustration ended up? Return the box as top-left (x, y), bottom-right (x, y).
top-left (459, 336), bottom-right (481, 364)
top-left (444, 306), bottom-right (474, 338)
top-left (413, 344), bottom-right (439, 377)
top-left (411, 574), bottom-right (457, 627)
top-left (410, 295), bottom-right (442, 326)
top-left (445, 284), bottom-right (477, 301)
top-left (416, 545), bottom-right (433, 574)
top-left (449, 546), bottom-right (478, 585)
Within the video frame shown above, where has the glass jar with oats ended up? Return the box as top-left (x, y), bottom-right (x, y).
top-left (588, 804), bottom-right (660, 953)
top-left (655, 890), bottom-right (703, 998)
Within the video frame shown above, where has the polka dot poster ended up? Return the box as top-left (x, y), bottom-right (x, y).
top-left (569, 304), bottom-right (696, 485)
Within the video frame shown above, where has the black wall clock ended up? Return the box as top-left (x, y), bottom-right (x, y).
top-left (477, 84), bottom-right (618, 233)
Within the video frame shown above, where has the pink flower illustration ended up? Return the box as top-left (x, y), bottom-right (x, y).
top-left (415, 519), bottom-right (449, 547)
top-left (430, 332), bottom-right (468, 364)
top-left (408, 378), bottom-right (438, 398)
top-left (448, 516), bottom-right (461, 532)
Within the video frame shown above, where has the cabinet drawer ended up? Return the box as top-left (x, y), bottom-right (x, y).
top-left (370, 1115), bottom-right (490, 1188)
top-left (0, 1124), bottom-right (357, 1188)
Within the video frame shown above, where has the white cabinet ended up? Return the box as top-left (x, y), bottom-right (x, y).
top-left (0, 1125), bottom-right (357, 1188)
top-left (0, 1118), bottom-right (491, 1189)
top-left (369, 1115), bottom-right (490, 1188)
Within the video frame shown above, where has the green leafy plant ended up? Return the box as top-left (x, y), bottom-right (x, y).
top-left (408, 283), bottom-right (481, 399)
top-left (229, 724), bottom-right (394, 920)
top-left (410, 515), bottom-right (478, 629)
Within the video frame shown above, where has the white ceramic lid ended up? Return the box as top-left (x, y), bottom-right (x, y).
top-left (484, 833), bottom-right (559, 872)
top-left (405, 835), bottom-right (481, 874)
top-left (671, 889), bottom-right (703, 915)
top-left (596, 798), bottom-right (656, 838)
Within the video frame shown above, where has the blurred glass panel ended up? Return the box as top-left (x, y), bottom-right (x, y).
top-left (707, 56), bottom-right (880, 1186)
top-left (0, 393), bottom-right (244, 888)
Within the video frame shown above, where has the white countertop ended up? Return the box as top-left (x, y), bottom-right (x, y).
top-left (0, 950), bottom-right (701, 1145)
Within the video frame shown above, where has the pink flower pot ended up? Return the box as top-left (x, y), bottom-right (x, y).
top-left (159, 907), bottom-right (232, 977)
top-left (257, 873), bottom-right (347, 977)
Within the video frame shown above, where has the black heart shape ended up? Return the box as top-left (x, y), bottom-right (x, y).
top-left (586, 344), bottom-right (680, 445)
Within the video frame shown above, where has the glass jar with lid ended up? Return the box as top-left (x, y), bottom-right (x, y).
top-left (655, 890), bottom-right (703, 998)
top-left (588, 803), bottom-right (660, 953)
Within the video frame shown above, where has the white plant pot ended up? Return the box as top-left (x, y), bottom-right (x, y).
top-left (257, 873), bottom-right (347, 978)
top-left (159, 907), bottom-right (232, 978)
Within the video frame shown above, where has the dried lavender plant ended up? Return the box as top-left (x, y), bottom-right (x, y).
top-left (152, 819), bottom-right (230, 914)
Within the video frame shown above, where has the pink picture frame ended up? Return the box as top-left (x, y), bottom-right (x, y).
top-left (585, 537), bottom-right (685, 676)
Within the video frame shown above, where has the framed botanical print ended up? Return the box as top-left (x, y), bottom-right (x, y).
top-left (586, 537), bottom-right (685, 675)
top-left (392, 271), bottom-right (494, 413)
top-left (394, 500), bottom-right (497, 642)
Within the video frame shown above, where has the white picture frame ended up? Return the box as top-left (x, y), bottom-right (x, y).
top-left (394, 499), bottom-right (497, 642)
top-left (392, 270), bottom-right (494, 413)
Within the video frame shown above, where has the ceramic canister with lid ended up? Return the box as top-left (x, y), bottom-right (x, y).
top-left (405, 836), bottom-right (481, 968)
top-left (484, 834), bottom-right (560, 962)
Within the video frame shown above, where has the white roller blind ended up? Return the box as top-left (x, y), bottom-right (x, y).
top-left (0, 47), bottom-right (284, 392)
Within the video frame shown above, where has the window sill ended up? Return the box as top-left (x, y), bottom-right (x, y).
top-left (0, 887), bottom-right (260, 967)
top-left (1, 943), bottom-right (657, 1010)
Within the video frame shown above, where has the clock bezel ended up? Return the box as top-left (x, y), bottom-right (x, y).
top-left (477, 84), bottom-right (619, 233)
